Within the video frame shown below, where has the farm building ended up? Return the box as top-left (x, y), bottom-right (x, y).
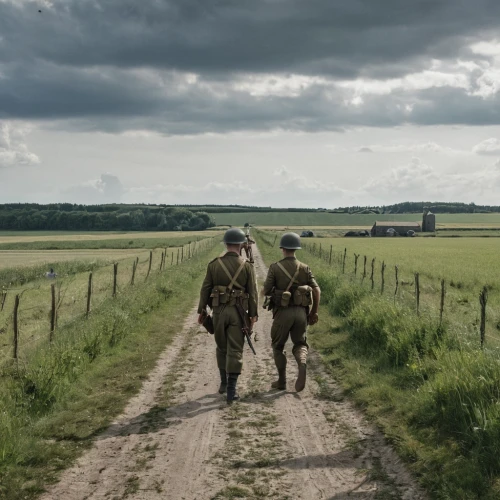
top-left (371, 221), bottom-right (421, 237)
top-left (422, 210), bottom-right (436, 232)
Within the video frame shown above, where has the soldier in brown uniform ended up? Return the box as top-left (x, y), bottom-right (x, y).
top-left (263, 232), bottom-right (321, 392)
top-left (198, 228), bottom-right (258, 403)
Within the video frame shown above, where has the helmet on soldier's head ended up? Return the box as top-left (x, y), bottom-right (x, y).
top-left (279, 232), bottom-right (301, 250)
top-left (223, 227), bottom-right (247, 245)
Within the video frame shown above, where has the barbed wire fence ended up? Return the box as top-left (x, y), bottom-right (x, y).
top-left (258, 230), bottom-right (500, 348)
top-left (0, 236), bottom-right (219, 364)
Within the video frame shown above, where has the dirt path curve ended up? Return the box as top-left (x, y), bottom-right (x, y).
top-left (41, 244), bottom-right (426, 500)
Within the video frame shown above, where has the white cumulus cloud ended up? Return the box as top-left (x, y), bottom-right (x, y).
top-left (472, 138), bottom-right (500, 155)
top-left (0, 122), bottom-right (40, 168)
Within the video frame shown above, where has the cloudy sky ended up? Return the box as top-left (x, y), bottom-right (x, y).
top-left (1, 0), bottom-right (500, 208)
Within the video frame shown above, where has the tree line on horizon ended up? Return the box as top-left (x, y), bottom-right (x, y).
top-left (0, 201), bottom-right (498, 232)
top-left (0, 206), bottom-right (215, 231)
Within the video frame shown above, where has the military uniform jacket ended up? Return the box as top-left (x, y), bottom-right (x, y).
top-left (263, 257), bottom-right (318, 297)
top-left (198, 252), bottom-right (258, 317)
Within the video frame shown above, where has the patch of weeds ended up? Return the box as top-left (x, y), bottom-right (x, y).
top-left (253, 484), bottom-right (271, 497)
top-left (122, 476), bottom-right (140, 497)
top-left (212, 485), bottom-right (251, 499)
top-left (237, 470), bottom-right (257, 485)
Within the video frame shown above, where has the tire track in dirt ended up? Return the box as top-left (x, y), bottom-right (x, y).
top-left (40, 244), bottom-right (426, 500)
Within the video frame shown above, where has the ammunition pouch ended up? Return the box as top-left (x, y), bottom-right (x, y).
top-left (273, 286), bottom-right (313, 308)
top-left (293, 285), bottom-right (313, 307)
top-left (211, 286), bottom-right (249, 309)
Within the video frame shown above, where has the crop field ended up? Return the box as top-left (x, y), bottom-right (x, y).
top-left (0, 230), bottom-right (224, 251)
top-left (0, 230), bottom-right (220, 243)
top-left (213, 211), bottom-right (500, 227)
top-left (0, 249), bottom-right (144, 269)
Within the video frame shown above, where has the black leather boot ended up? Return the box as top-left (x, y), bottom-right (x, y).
top-left (226, 373), bottom-right (240, 404)
top-left (218, 369), bottom-right (227, 394)
top-left (271, 369), bottom-right (287, 390)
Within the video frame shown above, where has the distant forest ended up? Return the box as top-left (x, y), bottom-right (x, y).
top-left (0, 201), bottom-right (499, 231)
top-left (0, 205), bottom-right (215, 231)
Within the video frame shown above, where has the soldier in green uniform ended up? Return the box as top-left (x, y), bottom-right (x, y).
top-left (198, 228), bottom-right (258, 403)
top-left (263, 232), bottom-right (321, 392)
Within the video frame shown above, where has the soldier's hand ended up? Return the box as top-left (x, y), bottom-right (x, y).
top-left (308, 312), bottom-right (319, 325)
top-left (197, 313), bottom-right (205, 325)
top-left (250, 316), bottom-right (258, 325)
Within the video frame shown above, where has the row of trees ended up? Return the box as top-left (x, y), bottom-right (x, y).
top-left (334, 202), bottom-right (500, 214)
top-left (0, 207), bottom-right (215, 231)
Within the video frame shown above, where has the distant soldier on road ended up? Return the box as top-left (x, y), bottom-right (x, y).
top-left (263, 232), bottom-right (321, 392)
top-left (198, 228), bottom-right (259, 403)
top-left (242, 229), bottom-right (255, 263)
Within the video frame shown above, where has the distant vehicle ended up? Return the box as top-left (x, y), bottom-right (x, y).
top-left (344, 230), bottom-right (371, 237)
top-left (300, 230), bottom-right (314, 237)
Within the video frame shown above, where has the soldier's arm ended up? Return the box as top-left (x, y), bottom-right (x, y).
top-left (246, 263), bottom-right (259, 320)
top-left (306, 265), bottom-right (319, 289)
top-left (262, 264), bottom-right (276, 296)
top-left (197, 265), bottom-right (213, 314)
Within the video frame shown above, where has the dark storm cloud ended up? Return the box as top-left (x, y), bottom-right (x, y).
top-left (1, 0), bottom-right (499, 77)
top-left (2, 60), bottom-right (500, 134)
top-left (1, 0), bottom-right (500, 132)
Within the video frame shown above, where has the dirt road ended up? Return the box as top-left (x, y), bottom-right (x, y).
top-left (41, 245), bottom-right (426, 500)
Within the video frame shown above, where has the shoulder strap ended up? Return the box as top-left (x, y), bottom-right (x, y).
top-left (277, 261), bottom-right (300, 292)
top-left (217, 257), bottom-right (246, 290)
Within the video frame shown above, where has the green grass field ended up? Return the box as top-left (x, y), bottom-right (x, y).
top-left (213, 211), bottom-right (500, 227)
top-left (306, 236), bottom-right (500, 288)
top-left (0, 230), bottom-right (223, 251)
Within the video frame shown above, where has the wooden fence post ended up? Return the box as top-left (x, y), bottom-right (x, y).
top-left (181, 246), bottom-right (184, 262)
top-left (329, 245), bottom-right (333, 265)
top-left (86, 272), bottom-right (92, 317)
top-left (171, 251), bottom-right (174, 266)
top-left (480, 286), bottom-right (488, 348)
top-left (146, 251), bottom-right (153, 279)
top-left (50, 283), bottom-right (56, 342)
top-left (13, 294), bottom-right (19, 359)
top-left (113, 263), bottom-right (118, 297)
top-left (394, 266), bottom-right (399, 301)
top-left (415, 273), bottom-right (420, 316)
top-left (131, 259), bottom-right (137, 285)
top-left (0, 290), bottom-right (6, 311)
top-left (319, 244), bottom-right (322, 259)
top-left (362, 256), bottom-right (367, 281)
top-left (440, 279), bottom-right (446, 325)
top-left (370, 258), bottom-right (375, 290)
top-left (342, 248), bottom-right (347, 274)
top-left (354, 254), bottom-right (360, 276)
top-left (381, 261), bottom-right (386, 294)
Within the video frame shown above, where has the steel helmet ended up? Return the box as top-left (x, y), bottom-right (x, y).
top-left (223, 227), bottom-right (247, 244)
top-left (279, 232), bottom-right (301, 250)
